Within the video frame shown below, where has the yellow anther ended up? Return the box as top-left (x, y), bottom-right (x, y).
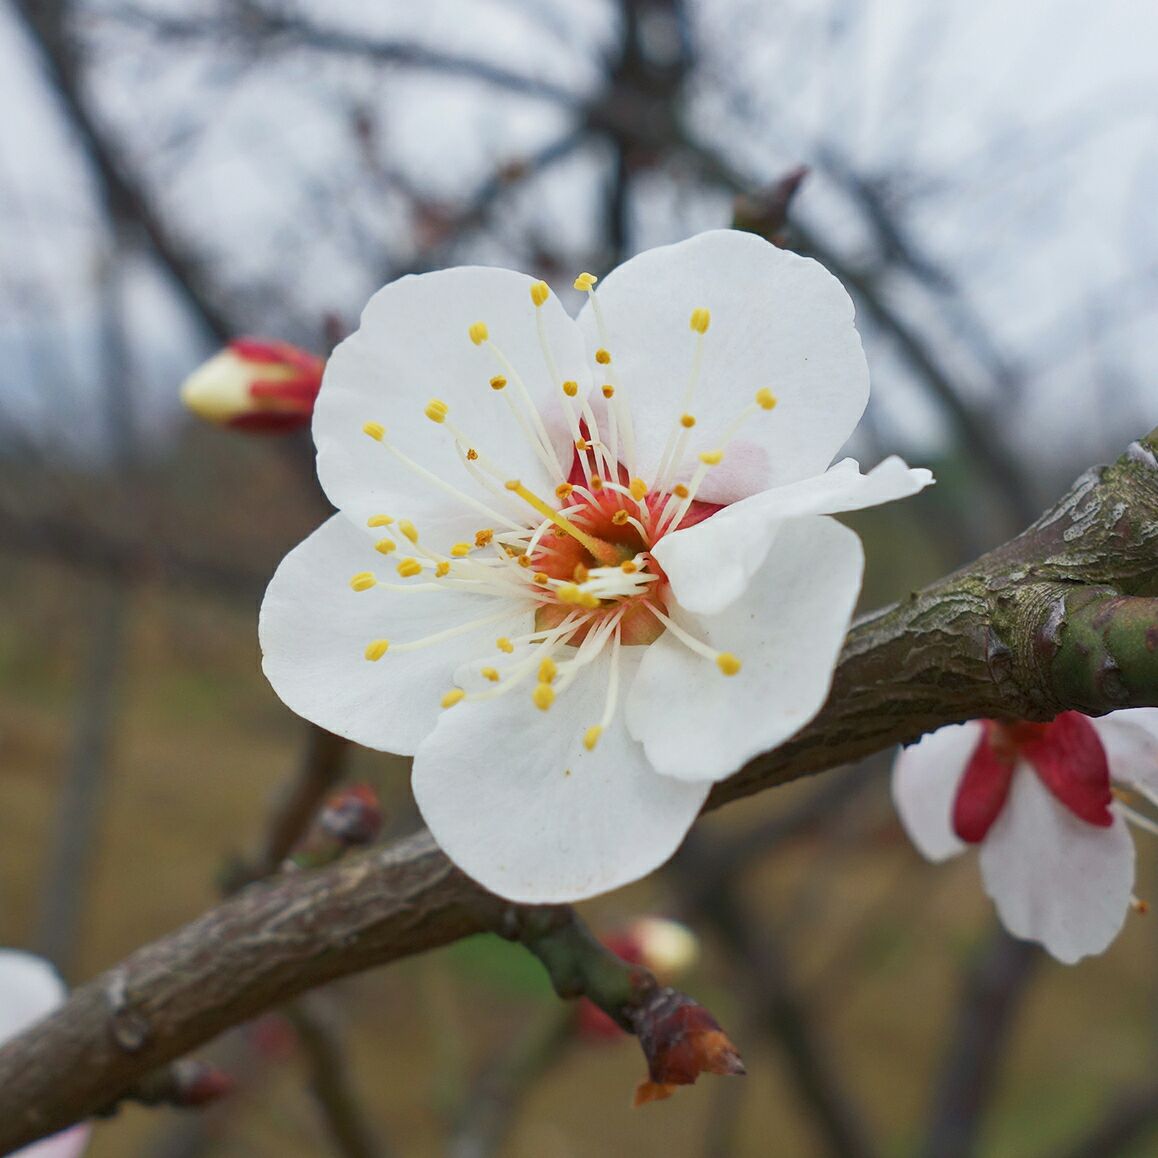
top-left (629, 478), bottom-right (648, 500)
top-left (398, 519), bottom-right (419, 544)
top-left (517, 554), bottom-right (532, 568)
top-left (502, 479), bottom-right (616, 563)
top-left (424, 398), bottom-right (449, 423)
top-left (489, 375), bottom-right (507, 391)
top-left (562, 380), bottom-right (579, 397)
top-left (595, 348), bottom-right (612, 365)
top-left (555, 482), bottom-right (574, 499)
top-left (468, 321), bottom-right (488, 345)
top-left (716, 652), bottom-right (742, 676)
top-left (367, 514), bottom-right (393, 528)
top-left (584, 725), bottom-right (603, 751)
top-left (475, 528), bottom-right (494, 548)
top-left (441, 688), bottom-right (466, 709)
top-left (496, 637), bottom-right (514, 654)
top-left (755, 387), bottom-right (778, 410)
top-left (602, 384), bottom-right (615, 398)
top-left (539, 657), bottom-right (558, 684)
top-left (374, 538), bottom-right (397, 555)
top-left (350, 572), bottom-right (377, 592)
top-left (450, 543), bottom-right (471, 557)
top-left (466, 448), bottom-right (479, 461)
top-left (530, 280), bottom-right (550, 307)
top-left (435, 561), bottom-right (451, 577)
top-left (533, 571), bottom-right (550, 584)
top-left (532, 683), bottom-right (555, 711)
top-left (680, 413), bottom-right (696, 428)
top-left (621, 560), bottom-right (638, 574)
top-left (689, 307), bottom-right (711, 334)
top-left (612, 509), bottom-right (629, 525)
top-left (590, 475), bottom-right (603, 491)
top-left (699, 449), bottom-right (724, 466)
top-left (557, 583), bottom-right (581, 603)
top-left (574, 272), bottom-right (598, 291)
top-left (481, 666), bottom-right (500, 682)
top-left (673, 484), bottom-right (690, 498)
top-left (364, 639), bottom-right (389, 661)
top-left (396, 557), bottom-right (423, 578)
top-left (573, 562), bottom-right (590, 583)
top-left (362, 421), bottom-right (385, 441)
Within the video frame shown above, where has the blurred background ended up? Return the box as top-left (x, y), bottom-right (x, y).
top-left (2, 0), bottom-right (1158, 1154)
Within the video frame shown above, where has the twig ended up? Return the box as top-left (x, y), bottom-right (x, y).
top-left (1, 431), bottom-right (1158, 1149)
top-left (228, 726), bottom-right (351, 887)
top-left (12, 0), bottom-right (234, 343)
top-left (448, 1007), bottom-right (574, 1158)
top-left (0, 508), bottom-right (268, 601)
top-left (285, 998), bottom-right (387, 1158)
top-left (33, 580), bottom-right (128, 978)
top-left (1053, 1082), bottom-right (1158, 1158)
top-left (920, 928), bottom-right (1040, 1158)
top-left (674, 834), bottom-right (878, 1158)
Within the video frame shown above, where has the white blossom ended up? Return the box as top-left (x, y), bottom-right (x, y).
top-left (261, 229), bottom-right (931, 902)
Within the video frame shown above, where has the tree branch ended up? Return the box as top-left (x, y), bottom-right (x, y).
top-left (2, 430), bottom-right (1158, 1152)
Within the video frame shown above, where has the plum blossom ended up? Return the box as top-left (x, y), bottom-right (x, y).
top-left (892, 709), bottom-right (1158, 963)
top-left (0, 950), bottom-right (90, 1158)
top-left (260, 229), bottom-right (931, 902)
top-left (181, 338), bottom-right (323, 432)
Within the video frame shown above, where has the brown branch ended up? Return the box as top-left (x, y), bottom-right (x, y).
top-left (2, 431), bottom-right (1158, 1151)
top-left (921, 928), bottom-right (1039, 1158)
top-left (13, 0), bottom-right (234, 343)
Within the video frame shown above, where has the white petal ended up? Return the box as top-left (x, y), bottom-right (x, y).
top-left (654, 456), bottom-right (932, 615)
top-left (578, 230), bottom-right (869, 502)
top-left (0, 951), bottom-right (89, 1158)
top-left (979, 765), bottom-right (1134, 964)
top-left (891, 723), bottom-right (982, 863)
top-left (1092, 709), bottom-right (1158, 795)
top-left (315, 266), bottom-right (592, 530)
top-left (626, 516), bottom-right (863, 782)
top-left (260, 514), bottom-right (532, 754)
top-left (412, 647), bottom-right (709, 902)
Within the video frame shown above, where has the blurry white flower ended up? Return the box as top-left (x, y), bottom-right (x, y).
top-left (261, 229), bottom-right (931, 901)
top-left (0, 950), bottom-right (90, 1158)
top-left (893, 709), bottom-right (1158, 963)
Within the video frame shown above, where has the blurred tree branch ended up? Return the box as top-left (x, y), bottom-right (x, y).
top-left (1, 428), bottom-right (1157, 1151)
top-left (12, 0), bottom-right (234, 342)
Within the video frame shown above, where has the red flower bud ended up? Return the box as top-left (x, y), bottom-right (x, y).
top-left (317, 783), bottom-right (384, 848)
top-left (152, 1059), bottom-right (235, 1107)
top-left (181, 339), bottom-right (324, 433)
top-left (578, 918), bottom-right (702, 1043)
top-left (631, 988), bottom-right (745, 1107)
top-left (286, 783), bottom-right (384, 871)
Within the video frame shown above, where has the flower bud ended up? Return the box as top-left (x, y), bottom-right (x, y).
top-left (180, 339), bottom-right (324, 433)
top-left (579, 917), bottom-right (702, 1041)
top-left (632, 988), bottom-right (745, 1106)
top-left (285, 783), bottom-right (383, 871)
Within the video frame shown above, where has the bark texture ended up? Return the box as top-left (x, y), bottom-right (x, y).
top-left (1, 432), bottom-right (1157, 1153)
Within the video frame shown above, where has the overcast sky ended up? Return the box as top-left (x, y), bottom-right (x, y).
top-left (2, 0), bottom-right (1157, 477)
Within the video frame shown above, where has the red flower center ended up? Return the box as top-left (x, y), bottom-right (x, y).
top-left (952, 712), bottom-right (1113, 843)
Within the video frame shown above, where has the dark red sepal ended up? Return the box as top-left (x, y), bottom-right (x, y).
top-left (1021, 711), bottom-right (1113, 827)
top-left (952, 723), bottom-right (1017, 843)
